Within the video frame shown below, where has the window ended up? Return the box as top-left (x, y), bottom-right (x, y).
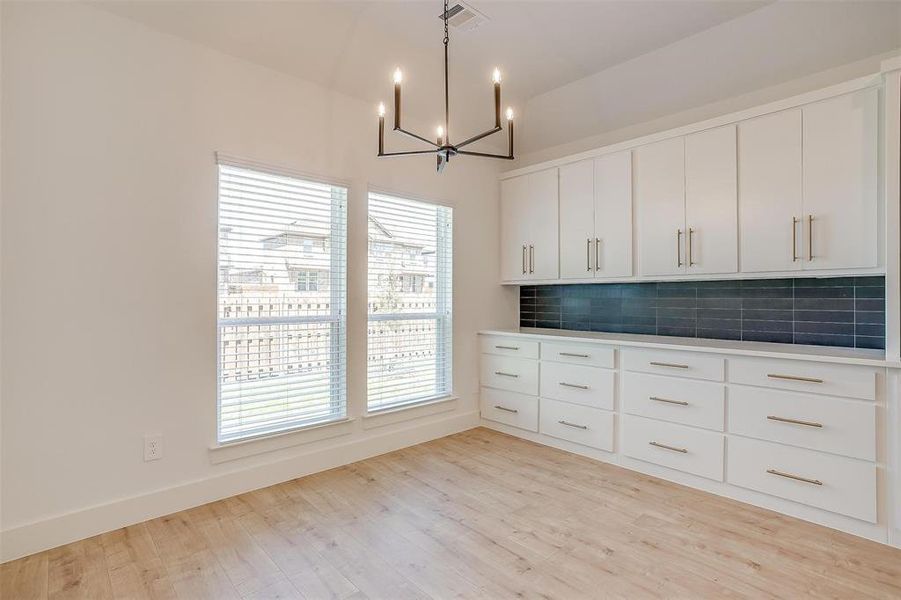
top-left (367, 192), bottom-right (452, 411)
top-left (217, 159), bottom-right (346, 443)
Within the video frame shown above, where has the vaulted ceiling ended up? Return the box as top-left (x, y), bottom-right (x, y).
top-left (93, 1), bottom-right (900, 155)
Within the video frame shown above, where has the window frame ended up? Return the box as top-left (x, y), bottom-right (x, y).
top-left (365, 190), bottom-right (454, 414)
top-left (215, 154), bottom-right (348, 445)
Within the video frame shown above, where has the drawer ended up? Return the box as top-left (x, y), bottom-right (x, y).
top-left (539, 362), bottom-right (614, 410)
top-left (539, 398), bottom-right (614, 452)
top-left (729, 357), bottom-right (875, 401)
top-left (480, 354), bottom-right (538, 395)
top-left (541, 341), bottom-right (614, 369)
top-left (622, 372), bottom-right (724, 431)
top-left (728, 386), bottom-right (875, 461)
top-left (727, 436), bottom-right (876, 523)
top-left (622, 415), bottom-right (724, 481)
top-left (622, 348), bottom-right (724, 382)
top-left (480, 388), bottom-right (538, 432)
top-left (479, 336), bottom-right (539, 359)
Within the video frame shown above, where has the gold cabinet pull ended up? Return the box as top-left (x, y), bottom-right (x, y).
top-left (495, 345), bottom-right (520, 351)
top-left (521, 244), bottom-right (527, 274)
top-left (649, 441), bottom-right (688, 453)
top-left (559, 352), bottom-right (590, 358)
top-left (688, 228), bottom-right (695, 266)
top-left (766, 373), bottom-right (823, 384)
top-left (650, 361), bottom-right (689, 369)
top-left (807, 215), bottom-right (814, 261)
top-left (586, 238), bottom-right (592, 271)
top-left (559, 382), bottom-right (589, 390)
top-left (766, 469), bottom-right (822, 486)
top-left (494, 371), bottom-right (519, 378)
top-left (650, 396), bottom-right (689, 406)
top-left (676, 229), bottom-right (683, 267)
top-left (767, 415), bottom-right (823, 428)
top-left (558, 420), bottom-right (588, 430)
top-left (529, 244), bottom-right (534, 273)
top-left (792, 217), bottom-right (799, 262)
top-left (595, 237), bottom-right (601, 272)
top-left (494, 405), bottom-right (518, 414)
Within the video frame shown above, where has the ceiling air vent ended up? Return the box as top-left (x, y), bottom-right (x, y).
top-left (440, 2), bottom-right (489, 32)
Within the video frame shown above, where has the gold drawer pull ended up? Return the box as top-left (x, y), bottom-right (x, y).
top-left (495, 345), bottom-right (520, 351)
top-left (650, 396), bottom-right (689, 406)
top-left (558, 420), bottom-right (588, 430)
top-left (650, 361), bottom-right (689, 369)
top-left (559, 382), bottom-right (589, 390)
top-left (767, 415), bottom-right (823, 428)
top-left (767, 373), bottom-right (823, 384)
top-left (767, 469), bottom-right (822, 486)
top-left (494, 371), bottom-right (519, 378)
top-left (494, 405), bottom-right (518, 414)
top-left (559, 352), bottom-right (590, 358)
top-left (649, 441), bottom-right (688, 453)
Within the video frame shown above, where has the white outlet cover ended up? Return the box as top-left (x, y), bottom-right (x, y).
top-left (143, 434), bottom-right (163, 461)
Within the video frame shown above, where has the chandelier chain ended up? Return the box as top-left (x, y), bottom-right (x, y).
top-left (443, 0), bottom-right (449, 45)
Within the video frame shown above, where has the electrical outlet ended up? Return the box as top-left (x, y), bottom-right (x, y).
top-left (144, 434), bottom-right (163, 461)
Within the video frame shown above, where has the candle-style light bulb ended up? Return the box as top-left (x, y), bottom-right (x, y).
top-left (437, 126), bottom-right (444, 138)
top-left (506, 107), bottom-right (514, 121)
top-left (393, 68), bottom-right (403, 84)
top-left (492, 68), bottom-right (501, 84)
top-left (378, 102), bottom-right (386, 117)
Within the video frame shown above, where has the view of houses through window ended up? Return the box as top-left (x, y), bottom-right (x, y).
top-left (217, 161), bottom-right (347, 443)
top-left (367, 192), bottom-right (453, 411)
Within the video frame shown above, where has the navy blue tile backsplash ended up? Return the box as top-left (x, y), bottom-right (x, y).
top-left (519, 277), bottom-right (885, 350)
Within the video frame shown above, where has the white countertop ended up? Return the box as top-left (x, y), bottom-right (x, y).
top-left (479, 328), bottom-right (899, 368)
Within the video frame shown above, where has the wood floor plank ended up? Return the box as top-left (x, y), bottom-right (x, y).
top-left (6, 427), bottom-right (901, 599)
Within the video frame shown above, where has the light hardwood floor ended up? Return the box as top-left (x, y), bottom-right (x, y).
top-left (3, 427), bottom-right (901, 599)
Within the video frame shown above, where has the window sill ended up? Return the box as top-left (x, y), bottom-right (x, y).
top-left (209, 417), bottom-right (355, 464)
top-left (362, 395), bottom-right (459, 429)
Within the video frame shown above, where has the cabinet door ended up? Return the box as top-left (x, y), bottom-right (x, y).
top-left (594, 151), bottom-right (633, 278)
top-left (685, 125), bottom-right (737, 275)
top-left (525, 168), bottom-right (560, 280)
top-left (559, 160), bottom-right (595, 279)
top-left (500, 175), bottom-right (530, 281)
top-left (738, 109), bottom-right (803, 273)
top-left (635, 137), bottom-right (685, 276)
top-left (802, 88), bottom-right (878, 270)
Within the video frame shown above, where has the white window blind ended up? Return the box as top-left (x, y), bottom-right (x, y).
top-left (367, 192), bottom-right (452, 411)
top-left (217, 160), bottom-right (346, 443)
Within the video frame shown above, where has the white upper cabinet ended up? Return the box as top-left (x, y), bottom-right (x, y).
top-left (559, 152), bottom-right (633, 280)
top-left (802, 88), bottom-right (878, 270)
top-left (635, 137), bottom-right (686, 276)
top-left (685, 125), bottom-right (738, 275)
top-left (739, 109), bottom-right (803, 273)
top-left (594, 151), bottom-right (633, 278)
top-left (559, 160), bottom-right (596, 279)
top-left (500, 168), bottom-right (559, 282)
top-left (527, 168), bottom-right (560, 280)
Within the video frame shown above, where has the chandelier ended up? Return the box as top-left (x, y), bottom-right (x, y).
top-left (377, 0), bottom-right (514, 172)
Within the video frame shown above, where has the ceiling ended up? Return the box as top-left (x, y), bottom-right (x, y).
top-left (92, 0), bottom-right (770, 147)
top-left (92, 1), bottom-right (899, 154)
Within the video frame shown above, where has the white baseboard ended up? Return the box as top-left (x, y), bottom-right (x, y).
top-left (0, 410), bottom-right (479, 563)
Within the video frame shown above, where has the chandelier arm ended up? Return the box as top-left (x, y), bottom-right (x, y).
top-left (454, 126), bottom-right (503, 150)
top-left (457, 149), bottom-right (515, 160)
top-left (379, 149), bottom-right (441, 157)
top-left (394, 127), bottom-right (441, 148)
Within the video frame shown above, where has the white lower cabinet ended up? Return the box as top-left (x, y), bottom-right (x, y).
top-left (622, 415), bottom-right (725, 481)
top-left (622, 372), bottom-right (724, 431)
top-left (479, 332), bottom-right (888, 543)
top-left (539, 398), bottom-right (614, 452)
top-left (480, 387), bottom-right (538, 432)
top-left (727, 436), bottom-right (877, 523)
top-left (539, 361), bottom-right (614, 410)
top-left (728, 385), bottom-right (875, 461)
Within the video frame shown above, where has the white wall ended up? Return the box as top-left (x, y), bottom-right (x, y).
top-left (0, 1), bottom-right (516, 561)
